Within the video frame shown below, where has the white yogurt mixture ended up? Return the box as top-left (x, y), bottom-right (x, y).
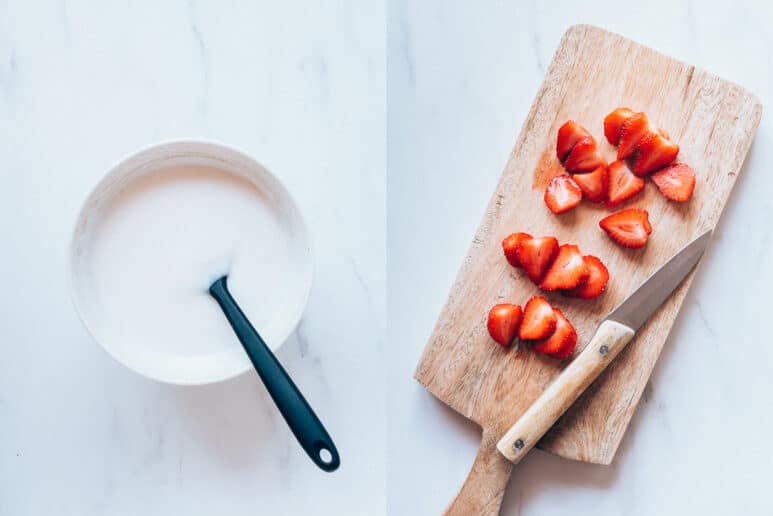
top-left (77, 164), bottom-right (309, 381)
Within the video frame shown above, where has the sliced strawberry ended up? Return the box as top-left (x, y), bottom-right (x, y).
top-left (563, 137), bottom-right (606, 173)
top-left (606, 160), bottom-right (644, 207)
top-left (549, 313), bottom-right (578, 359)
top-left (566, 255), bottom-right (609, 299)
top-left (632, 132), bottom-right (679, 176)
top-left (617, 112), bottom-right (653, 160)
top-left (502, 232), bottom-right (533, 268)
top-left (651, 163), bottom-right (696, 202)
top-left (515, 236), bottom-right (559, 284)
top-left (603, 107), bottom-right (635, 146)
top-left (544, 175), bottom-right (582, 214)
top-left (487, 303), bottom-right (523, 347)
top-left (540, 244), bottom-right (589, 291)
top-left (533, 308), bottom-right (577, 359)
top-left (556, 120), bottom-right (592, 162)
top-left (519, 296), bottom-right (557, 341)
top-left (599, 208), bottom-right (652, 249)
top-left (572, 164), bottom-right (607, 203)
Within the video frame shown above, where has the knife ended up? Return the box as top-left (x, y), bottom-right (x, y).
top-left (497, 230), bottom-right (712, 463)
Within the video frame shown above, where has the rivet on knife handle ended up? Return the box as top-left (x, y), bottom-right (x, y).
top-left (496, 320), bottom-right (635, 464)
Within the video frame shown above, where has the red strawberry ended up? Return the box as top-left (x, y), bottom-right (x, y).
top-left (606, 160), bottom-right (644, 207)
top-left (632, 132), bottom-right (679, 176)
top-left (556, 120), bottom-right (592, 162)
top-left (519, 296), bottom-right (557, 340)
top-left (533, 308), bottom-right (577, 359)
top-left (572, 164), bottom-right (607, 203)
top-left (515, 236), bottom-right (559, 284)
top-left (563, 137), bottom-right (606, 173)
top-left (603, 107), bottom-right (635, 146)
top-left (502, 232), bottom-right (533, 268)
top-left (540, 244), bottom-right (589, 291)
top-left (651, 163), bottom-right (696, 202)
top-left (617, 112), bottom-right (653, 160)
top-left (566, 255), bottom-right (609, 299)
top-left (599, 208), bottom-right (653, 248)
top-left (487, 303), bottom-right (523, 347)
top-left (544, 175), bottom-right (582, 214)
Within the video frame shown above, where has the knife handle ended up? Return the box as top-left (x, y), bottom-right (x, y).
top-left (496, 320), bottom-right (635, 464)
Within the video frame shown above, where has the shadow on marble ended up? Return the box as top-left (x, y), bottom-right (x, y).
top-left (500, 131), bottom-right (765, 513)
top-left (168, 320), bottom-right (330, 471)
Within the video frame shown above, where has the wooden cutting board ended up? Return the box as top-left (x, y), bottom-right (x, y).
top-left (414, 24), bottom-right (761, 515)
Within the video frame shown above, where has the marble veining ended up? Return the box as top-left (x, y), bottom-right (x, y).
top-left (387, 1), bottom-right (773, 515)
top-left (0, 0), bottom-right (385, 515)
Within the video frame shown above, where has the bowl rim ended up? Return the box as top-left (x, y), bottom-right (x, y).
top-left (68, 139), bottom-right (315, 385)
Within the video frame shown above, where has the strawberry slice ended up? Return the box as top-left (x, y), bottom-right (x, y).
top-left (533, 308), bottom-right (577, 359)
top-left (515, 236), bottom-right (559, 284)
top-left (599, 208), bottom-right (652, 248)
top-left (632, 132), bottom-right (679, 176)
top-left (544, 175), bottom-right (582, 214)
top-left (603, 107), bottom-right (635, 146)
top-left (540, 244), bottom-right (589, 291)
top-left (606, 160), bottom-right (644, 207)
top-left (563, 137), bottom-right (606, 173)
top-left (566, 255), bottom-right (609, 299)
top-left (519, 296), bottom-right (557, 341)
top-left (556, 120), bottom-right (592, 162)
top-left (617, 112), bottom-right (653, 160)
top-left (572, 164), bottom-right (607, 203)
top-left (502, 232), bottom-right (533, 268)
top-left (651, 163), bottom-right (696, 202)
top-left (487, 303), bottom-right (523, 347)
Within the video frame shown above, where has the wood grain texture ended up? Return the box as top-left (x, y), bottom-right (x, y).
top-left (414, 24), bottom-right (761, 512)
top-left (497, 321), bottom-right (635, 463)
top-left (443, 429), bottom-right (512, 516)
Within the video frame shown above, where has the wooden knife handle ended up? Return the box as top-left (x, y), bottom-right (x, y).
top-left (497, 320), bottom-right (635, 464)
top-left (444, 428), bottom-right (513, 516)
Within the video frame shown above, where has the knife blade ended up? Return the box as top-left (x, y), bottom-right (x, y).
top-left (497, 230), bottom-right (712, 463)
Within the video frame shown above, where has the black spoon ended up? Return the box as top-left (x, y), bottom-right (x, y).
top-left (209, 275), bottom-right (340, 472)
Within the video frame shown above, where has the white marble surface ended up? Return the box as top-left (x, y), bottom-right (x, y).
top-left (0, 1), bottom-right (384, 515)
top-left (388, 1), bottom-right (773, 515)
top-left (5, 0), bottom-right (773, 514)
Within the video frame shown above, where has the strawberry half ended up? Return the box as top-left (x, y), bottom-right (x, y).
top-left (544, 175), bottom-right (582, 214)
top-left (572, 164), bottom-right (608, 203)
top-left (566, 255), bottom-right (609, 299)
top-left (606, 160), bottom-right (644, 208)
top-left (502, 232), bottom-right (533, 268)
top-left (556, 120), bottom-right (592, 162)
top-left (533, 308), bottom-right (577, 359)
top-left (540, 244), bottom-right (589, 291)
top-left (487, 303), bottom-right (523, 347)
top-left (599, 208), bottom-right (653, 249)
top-left (651, 163), bottom-right (696, 202)
top-left (632, 132), bottom-right (679, 176)
top-left (519, 296), bottom-right (557, 341)
top-left (603, 107), bottom-right (635, 146)
top-left (617, 112), bottom-right (653, 160)
top-left (515, 236), bottom-right (559, 284)
top-left (563, 137), bottom-right (606, 173)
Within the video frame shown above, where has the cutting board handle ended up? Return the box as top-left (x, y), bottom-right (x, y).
top-left (443, 428), bottom-right (513, 516)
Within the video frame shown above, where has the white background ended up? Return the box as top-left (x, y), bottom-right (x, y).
top-left (388, 1), bottom-right (773, 515)
top-left (0, 1), bottom-right (384, 515)
top-left (3, 0), bottom-right (773, 515)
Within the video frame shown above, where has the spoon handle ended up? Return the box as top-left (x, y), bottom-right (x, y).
top-left (209, 276), bottom-right (340, 472)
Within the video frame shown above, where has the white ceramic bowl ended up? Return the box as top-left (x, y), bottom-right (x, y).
top-left (70, 141), bottom-right (313, 385)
